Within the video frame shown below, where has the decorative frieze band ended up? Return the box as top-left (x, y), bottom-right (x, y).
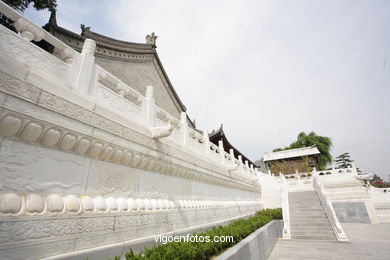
top-left (0, 192), bottom-right (261, 217)
top-left (0, 110), bottom-right (259, 192)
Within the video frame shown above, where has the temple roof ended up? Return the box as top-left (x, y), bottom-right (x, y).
top-left (209, 124), bottom-right (256, 166)
top-left (263, 146), bottom-right (320, 162)
top-left (43, 11), bottom-right (190, 122)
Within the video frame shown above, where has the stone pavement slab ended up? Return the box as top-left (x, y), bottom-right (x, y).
top-left (267, 223), bottom-right (390, 260)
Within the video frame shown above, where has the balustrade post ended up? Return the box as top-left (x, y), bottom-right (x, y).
top-left (142, 86), bottom-right (155, 128)
top-left (245, 160), bottom-right (250, 175)
top-left (238, 155), bottom-right (244, 175)
top-left (229, 148), bottom-right (235, 162)
top-left (295, 169), bottom-right (300, 180)
top-left (250, 164), bottom-right (254, 175)
top-left (75, 39), bottom-right (96, 94)
top-left (218, 140), bottom-right (225, 164)
top-left (180, 112), bottom-right (188, 145)
top-left (203, 130), bottom-right (210, 155)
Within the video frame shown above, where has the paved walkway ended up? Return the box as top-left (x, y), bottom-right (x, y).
top-left (268, 223), bottom-right (390, 260)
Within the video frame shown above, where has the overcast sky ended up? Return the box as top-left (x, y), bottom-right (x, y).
top-left (24, 0), bottom-right (390, 179)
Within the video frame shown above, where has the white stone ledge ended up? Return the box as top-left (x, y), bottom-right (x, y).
top-left (38, 212), bottom-right (260, 260)
top-left (0, 206), bottom-right (262, 260)
top-left (215, 220), bottom-right (283, 260)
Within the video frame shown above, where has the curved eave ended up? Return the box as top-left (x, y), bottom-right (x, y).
top-left (46, 24), bottom-right (188, 113)
top-left (81, 27), bottom-right (155, 52)
top-left (153, 51), bottom-right (187, 112)
top-left (209, 130), bottom-right (255, 166)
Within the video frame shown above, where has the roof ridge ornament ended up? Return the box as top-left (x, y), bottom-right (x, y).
top-left (80, 24), bottom-right (91, 34)
top-left (146, 32), bottom-right (157, 47)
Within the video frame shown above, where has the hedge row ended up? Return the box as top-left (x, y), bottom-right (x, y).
top-left (110, 208), bottom-right (282, 260)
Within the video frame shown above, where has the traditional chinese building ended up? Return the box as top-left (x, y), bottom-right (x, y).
top-left (41, 11), bottom-right (194, 125)
top-left (209, 124), bottom-right (256, 167)
top-left (263, 146), bottom-right (320, 175)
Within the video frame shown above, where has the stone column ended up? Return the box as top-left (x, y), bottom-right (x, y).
top-left (238, 155), bottom-right (244, 175)
top-left (245, 160), bottom-right (250, 175)
top-left (203, 130), bottom-right (210, 155)
top-left (75, 39), bottom-right (96, 93)
top-left (218, 140), bottom-right (225, 164)
top-left (143, 86), bottom-right (155, 128)
top-left (229, 148), bottom-right (235, 162)
top-left (180, 112), bottom-right (188, 146)
top-left (295, 169), bottom-right (300, 180)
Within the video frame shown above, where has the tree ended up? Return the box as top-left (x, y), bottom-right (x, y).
top-left (0, 0), bottom-right (57, 31)
top-left (273, 131), bottom-right (333, 170)
top-left (335, 152), bottom-right (354, 169)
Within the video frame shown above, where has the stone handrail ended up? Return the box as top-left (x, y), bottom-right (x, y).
top-left (280, 174), bottom-right (291, 239)
top-left (283, 172), bottom-right (313, 192)
top-left (316, 166), bottom-right (356, 176)
top-left (313, 172), bottom-right (349, 241)
top-left (0, 0), bottom-right (78, 63)
top-left (0, 2), bottom-right (263, 259)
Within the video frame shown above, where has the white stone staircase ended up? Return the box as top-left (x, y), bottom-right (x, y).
top-left (289, 191), bottom-right (336, 240)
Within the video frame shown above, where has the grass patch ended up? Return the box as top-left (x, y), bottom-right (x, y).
top-left (110, 208), bottom-right (282, 260)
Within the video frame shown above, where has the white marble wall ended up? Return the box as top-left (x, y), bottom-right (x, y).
top-left (0, 4), bottom-right (262, 259)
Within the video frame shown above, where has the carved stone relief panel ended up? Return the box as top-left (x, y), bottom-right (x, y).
top-left (0, 25), bottom-right (68, 85)
top-left (96, 84), bottom-right (140, 122)
top-left (2, 94), bottom-right (94, 136)
top-left (0, 236), bottom-right (76, 260)
top-left (0, 139), bottom-right (88, 193)
top-left (137, 171), bottom-right (169, 199)
top-left (86, 159), bottom-right (140, 196)
top-left (0, 71), bottom-right (41, 104)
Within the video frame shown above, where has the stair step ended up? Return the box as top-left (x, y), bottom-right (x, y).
top-left (290, 199), bottom-right (320, 201)
top-left (291, 216), bottom-right (327, 220)
top-left (290, 208), bottom-right (324, 211)
top-left (289, 201), bottom-right (321, 204)
top-left (292, 230), bottom-right (334, 236)
top-left (291, 222), bottom-right (331, 227)
top-left (288, 191), bottom-right (335, 241)
top-left (291, 235), bottom-right (335, 240)
top-left (292, 228), bottom-right (333, 233)
top-left (290, 208), bottom-right (325, 214)
top-left (289, 203), bottom-right (322, 206)
top-left (289, 199), bottom-right (321, 202)
top-left (290, 210), bottom-right (326, 217)
top-left (289, 191), bottom-right (316, 195)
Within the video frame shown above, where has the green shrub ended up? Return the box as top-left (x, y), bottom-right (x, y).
top-left (112, 208), bottom-right (282, 260)
top-left (255, 208), bottom-right (282, 220)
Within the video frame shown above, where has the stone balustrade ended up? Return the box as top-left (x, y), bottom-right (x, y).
top-left (280, 174), bottom-right (291, 239)
top-left (0, 2), bottom-right (262, 259)
top-left (313, 172), bottom-right (349, 241)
